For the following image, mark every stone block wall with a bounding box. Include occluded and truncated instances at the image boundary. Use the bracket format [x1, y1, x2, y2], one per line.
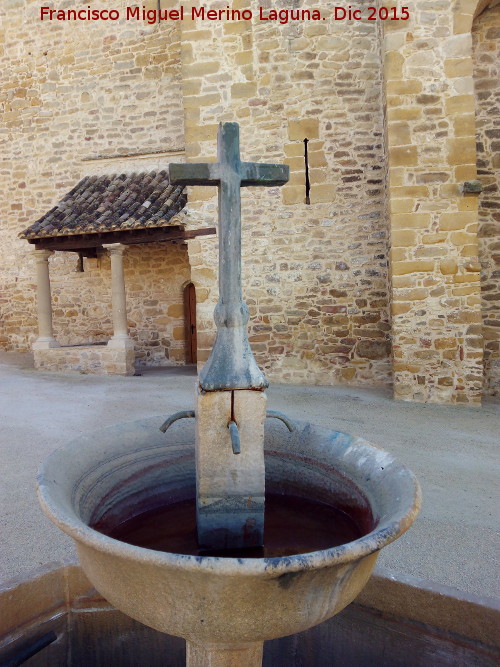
[383, 0, 487, 404]
[181, 0, 392, 387]
[473, 5, 500, 396]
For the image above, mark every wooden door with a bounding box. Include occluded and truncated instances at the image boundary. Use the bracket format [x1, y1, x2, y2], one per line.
[184, 283, 197, 364]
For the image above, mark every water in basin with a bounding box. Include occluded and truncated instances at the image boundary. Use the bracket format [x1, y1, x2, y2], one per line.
[95, 493, 366, 558]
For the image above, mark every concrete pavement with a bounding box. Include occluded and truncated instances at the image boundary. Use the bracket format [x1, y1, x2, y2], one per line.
[0, 351, 498, 600]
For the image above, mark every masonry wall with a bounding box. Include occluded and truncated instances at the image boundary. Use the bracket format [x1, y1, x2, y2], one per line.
[0, 0, 186, 363]
[182, 0, 392, 387]
[46, 242, 191, 365]
[473, 5, 500, 396]
[382, 0, 487, 404]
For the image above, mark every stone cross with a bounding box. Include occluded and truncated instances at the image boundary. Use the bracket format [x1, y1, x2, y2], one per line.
[169, 123, 289, 550]
[169, 122, 289, 392]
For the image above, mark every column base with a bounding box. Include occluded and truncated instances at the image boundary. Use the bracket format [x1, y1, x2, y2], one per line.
[32, 338, 60, 350]
[186, 640, 264, 667]
[106, 336, 134, 350]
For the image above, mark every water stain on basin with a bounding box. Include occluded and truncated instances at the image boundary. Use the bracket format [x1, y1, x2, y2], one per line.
[94, 494, 365, 559]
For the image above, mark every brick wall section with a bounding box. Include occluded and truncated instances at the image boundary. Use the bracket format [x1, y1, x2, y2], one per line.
[384, 0, 484, 403]
[0, 0, 187, 364]
[181, 0, 392, 387]
[473, 5, 500, 396]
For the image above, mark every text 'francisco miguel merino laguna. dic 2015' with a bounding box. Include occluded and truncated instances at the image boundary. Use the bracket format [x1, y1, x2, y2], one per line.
[39, 5, 411, 24]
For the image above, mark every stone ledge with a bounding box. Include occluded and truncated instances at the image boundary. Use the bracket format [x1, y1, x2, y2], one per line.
[33, 343, 135, 376]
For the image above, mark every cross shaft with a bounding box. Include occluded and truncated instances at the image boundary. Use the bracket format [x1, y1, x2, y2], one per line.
[170, 122, 289, 391]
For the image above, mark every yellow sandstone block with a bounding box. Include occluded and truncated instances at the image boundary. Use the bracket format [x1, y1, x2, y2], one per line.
[184, 61, 220, 77]
[391, 248, 407, 262]
[282, 186, 306, 205]
[386, 80, 422, 95]
[288, 118, 319, 141]
[391, 302, 412, 315]
[310, 184, 336, 204]
[390, 186, 429, 198]
[308, 151, 327, 168]
[454, 13, 473, 35]
[284, 143, 304, 157]
[392, 260, 435, 275]
[235, 51, 253, 66]
[440, 211, 476, 231]
[455, 165, 477, 181]
[390, 199, 416, 214]
[444, 58, 473, 78]
[445, 95, 475, 115]
[389, 145, 418, 166]
[392, 213, 431, 229]
[453, 114, 476, 137]
[440, 259, 458, 275]
[384, 52, 404, 79]
[224, 21, 251, 34]
[447, 138, 476, 165]
[167, 304, 184, 318]
[231, 82, 257, 98]
[387, 107, 422, 121]
[388, 122, 411, 146]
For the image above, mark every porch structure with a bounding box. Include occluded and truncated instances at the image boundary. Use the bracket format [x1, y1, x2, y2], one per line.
[19, 171, 215, 375]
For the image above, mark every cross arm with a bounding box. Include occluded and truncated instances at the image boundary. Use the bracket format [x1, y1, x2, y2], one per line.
[240, 162, 289, 187]
[169, 162, 220, 186]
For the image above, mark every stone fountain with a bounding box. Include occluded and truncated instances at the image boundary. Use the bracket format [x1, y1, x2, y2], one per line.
[37, 123, 421, 667]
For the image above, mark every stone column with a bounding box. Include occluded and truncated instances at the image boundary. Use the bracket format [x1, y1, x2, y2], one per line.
[186, 640, 264, 667]
[103, 243, 133, 349]
[32, 249, 59, 349]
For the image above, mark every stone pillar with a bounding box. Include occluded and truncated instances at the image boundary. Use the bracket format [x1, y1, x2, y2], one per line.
[32, 249, 59, 349]
[103, 244, 133, 349]
[186, 640, 264, 667]
[382, 6, 483, 405]
[195, 389, 266, 551]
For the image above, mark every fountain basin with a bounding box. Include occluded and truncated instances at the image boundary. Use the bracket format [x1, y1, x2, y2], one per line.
[37, 416, 420, 647]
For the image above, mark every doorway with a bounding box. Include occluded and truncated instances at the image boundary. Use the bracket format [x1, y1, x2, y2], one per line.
[184, 282, 197, 364]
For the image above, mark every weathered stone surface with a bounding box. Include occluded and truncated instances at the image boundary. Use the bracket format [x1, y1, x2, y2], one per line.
[0, 0, 498, 405]
[195, 389, 266, 550]
[356, 339, 391, 360]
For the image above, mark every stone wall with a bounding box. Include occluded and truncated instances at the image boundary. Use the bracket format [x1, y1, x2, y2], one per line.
[0, 0, 186, 364]
[182, 0, 392, 388]
[383, 0, 485, 404]
[1, 0, 498, 401]
[473, 5, 500, 396]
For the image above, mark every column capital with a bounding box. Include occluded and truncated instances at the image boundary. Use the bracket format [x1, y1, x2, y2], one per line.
[103, 243, 127, 256]
[33, 249, 54, 262]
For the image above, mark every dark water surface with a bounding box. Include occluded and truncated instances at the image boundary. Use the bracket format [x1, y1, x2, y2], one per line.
[100, 494, 364, 558]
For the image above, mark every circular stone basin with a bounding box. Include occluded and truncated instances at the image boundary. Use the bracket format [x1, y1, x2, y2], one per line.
[37, 417, 420, 646]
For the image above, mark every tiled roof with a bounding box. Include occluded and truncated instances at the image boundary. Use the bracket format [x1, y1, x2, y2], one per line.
[19, 171, 187, 239]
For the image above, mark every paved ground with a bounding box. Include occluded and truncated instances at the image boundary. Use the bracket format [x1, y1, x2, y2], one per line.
[0, 351, 498, 600]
